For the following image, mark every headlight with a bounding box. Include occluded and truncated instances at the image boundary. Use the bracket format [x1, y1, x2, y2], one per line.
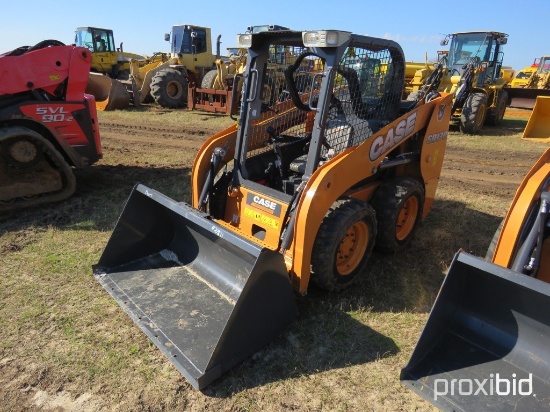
[302, 30, 351, 47]
[237, 34, 252, 48]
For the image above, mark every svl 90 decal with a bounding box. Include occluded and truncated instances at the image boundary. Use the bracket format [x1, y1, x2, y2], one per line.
[36, 107, 73, 123]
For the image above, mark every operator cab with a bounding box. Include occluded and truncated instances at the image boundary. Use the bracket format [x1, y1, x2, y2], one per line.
[75, 27, 116, 53]
[219, 30, 405, 199]
[442, 31, 507, 85]
[166, 25, 208, 55]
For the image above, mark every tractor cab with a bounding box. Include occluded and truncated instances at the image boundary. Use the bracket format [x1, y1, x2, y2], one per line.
[442, 31, 507, 86]
[75, 27, 117, 53]
[164, 24, 216, 70]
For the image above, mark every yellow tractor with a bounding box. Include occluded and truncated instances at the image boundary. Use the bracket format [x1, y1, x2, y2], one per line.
[74, 27, 147, 79]
[510, 65, 537, 88]
[75, 27, 147, 111]
[506, 55, 550, 110]
[124, 24, 221, 109]
[93, 28, 453, 390]
[406, 32, 510, 134]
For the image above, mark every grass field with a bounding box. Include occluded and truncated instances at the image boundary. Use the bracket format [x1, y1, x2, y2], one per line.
[0, 107, 546, 411]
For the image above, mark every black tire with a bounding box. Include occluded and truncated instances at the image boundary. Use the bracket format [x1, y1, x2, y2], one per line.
[115, 69, 130, 81]
[310, 198, 377, 291]
[371, 178, 425, 253]
[485, 90, 508, 126]
[150, 69, 188, 108]
[485, 220, 504, 261]
[460, 92, 488, 134]
[26, 39, 65, 53]
[201, 69, 218, 89]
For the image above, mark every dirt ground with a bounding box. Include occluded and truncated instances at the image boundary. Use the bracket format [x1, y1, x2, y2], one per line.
[95, 108, 538, 200]
[0, 106, 546, 411]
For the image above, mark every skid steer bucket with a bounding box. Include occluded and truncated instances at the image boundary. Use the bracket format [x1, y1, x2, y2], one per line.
[93, 184, 297, 390]
[401, 251, 550, 411]
[522, 95, 550, 142]
[86, 72, 131, 111]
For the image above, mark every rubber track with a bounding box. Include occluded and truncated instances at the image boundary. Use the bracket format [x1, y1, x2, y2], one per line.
[0, 135, 76, 212]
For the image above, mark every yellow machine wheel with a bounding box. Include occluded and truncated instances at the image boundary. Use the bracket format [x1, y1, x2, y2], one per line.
[201, 69, 218, 89]
[150, 69, 188, 109]
[311, 198, 377, 291]
[371, 178, 424, 253]
[460, 92, 487, 134]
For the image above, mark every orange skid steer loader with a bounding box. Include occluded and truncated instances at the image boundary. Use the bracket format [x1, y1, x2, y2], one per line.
[401, 147, 550, 411]
[93, 29, 453, 389]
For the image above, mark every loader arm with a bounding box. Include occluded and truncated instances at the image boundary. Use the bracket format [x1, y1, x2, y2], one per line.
[493, 148, 550, 272]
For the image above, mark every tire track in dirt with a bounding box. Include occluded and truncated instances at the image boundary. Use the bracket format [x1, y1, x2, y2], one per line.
[99, 121, 222, 149]
[440, 144, 543, 198]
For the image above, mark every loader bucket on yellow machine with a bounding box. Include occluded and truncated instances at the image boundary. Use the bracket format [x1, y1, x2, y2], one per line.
[93, 184, 297, 390]
[401, 251, 550, 411]
[505, 86, 550, 110]
[86, 72, 131, 111]
[522, 95, 550, 142]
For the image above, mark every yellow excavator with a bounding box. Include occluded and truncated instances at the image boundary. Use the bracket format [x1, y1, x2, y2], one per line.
[401, 147, 550, 410]
[93, 28, 453, 390]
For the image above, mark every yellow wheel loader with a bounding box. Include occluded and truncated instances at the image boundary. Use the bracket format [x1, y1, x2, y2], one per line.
[407, 32, 509, 134]
[401, 147, 550, 411]
[74, 27, 147, 79]
[75, 27, 146, 111]
[124, 24, 221, 109]
[93, 29, 453, 390]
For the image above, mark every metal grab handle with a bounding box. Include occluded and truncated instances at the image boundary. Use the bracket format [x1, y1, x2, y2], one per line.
[246, 69, 259, 102]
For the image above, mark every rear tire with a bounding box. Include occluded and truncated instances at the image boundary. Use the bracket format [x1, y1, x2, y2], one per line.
[201, 69, 218, 89]
[150, 69, 188, 108]
[371, 177, 424, 253]
[485, 90, 508, 126]
[310, 198, 377, 291]
[460, 92, 487, 134]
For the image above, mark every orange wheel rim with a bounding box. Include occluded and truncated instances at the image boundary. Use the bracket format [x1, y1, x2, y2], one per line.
[336, 221, 369, 276]
[396, 197, 419, 241]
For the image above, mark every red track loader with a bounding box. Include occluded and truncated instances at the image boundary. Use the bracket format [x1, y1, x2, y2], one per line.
[0, 40, 102, 212]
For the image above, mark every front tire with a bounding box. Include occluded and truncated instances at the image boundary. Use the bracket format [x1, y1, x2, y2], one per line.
[460, 92, 487, 134]
[150, 69, 188, 108]
[310, 198, 377, 291]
